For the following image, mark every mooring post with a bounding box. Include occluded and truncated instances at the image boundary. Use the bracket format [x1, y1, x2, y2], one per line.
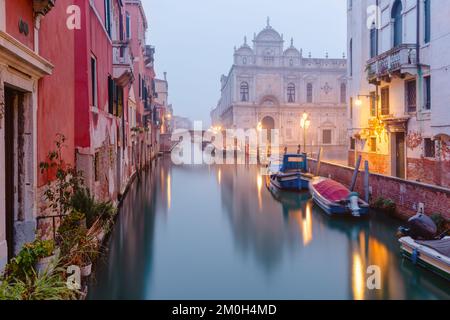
[315, 147, 323, 177]
[350, 155, 362, 192]
[364, 160, 370, 203]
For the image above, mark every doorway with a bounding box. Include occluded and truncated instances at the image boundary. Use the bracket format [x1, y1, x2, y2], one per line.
[395, 132, 405, 179]
[261, 116, 275, 144]
[4, 87, 16, 260]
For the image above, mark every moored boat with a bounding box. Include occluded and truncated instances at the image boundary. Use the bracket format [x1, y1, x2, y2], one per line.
[267, 153, 313, 191]
[309, 176, 369, 217]
[397, 213, 450, 280]
[399, 236, 450, 281]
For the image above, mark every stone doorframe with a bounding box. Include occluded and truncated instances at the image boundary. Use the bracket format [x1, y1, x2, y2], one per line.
[0, 30, 53, 270]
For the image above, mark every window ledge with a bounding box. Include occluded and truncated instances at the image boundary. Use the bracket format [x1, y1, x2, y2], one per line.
[91, 106, 99, 113]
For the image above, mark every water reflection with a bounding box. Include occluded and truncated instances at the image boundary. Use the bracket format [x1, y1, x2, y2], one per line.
[89, 158, 450, 300]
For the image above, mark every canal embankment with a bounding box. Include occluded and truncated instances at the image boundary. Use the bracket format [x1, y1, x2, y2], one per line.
[308, 158, 450, 222]
[88, 159, 450, 300]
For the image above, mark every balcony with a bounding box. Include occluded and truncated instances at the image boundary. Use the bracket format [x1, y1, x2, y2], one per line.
[113, 41, 133, 86]
[367, 44, 418, 84]
[144, 45, 155, 66]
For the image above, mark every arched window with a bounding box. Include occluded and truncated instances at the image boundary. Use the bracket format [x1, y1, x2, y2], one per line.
[287, 83, 296, 103]
[240, 82, 249, 102]
[306, 83, 313, 103]
[340, 83, 347, 104]
[392, 0, 403, 47]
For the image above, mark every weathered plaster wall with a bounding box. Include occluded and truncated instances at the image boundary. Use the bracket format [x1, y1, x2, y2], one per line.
[5, 0, 34, 50]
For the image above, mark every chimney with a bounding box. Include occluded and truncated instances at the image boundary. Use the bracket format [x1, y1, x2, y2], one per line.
[163, 72, 167, 81]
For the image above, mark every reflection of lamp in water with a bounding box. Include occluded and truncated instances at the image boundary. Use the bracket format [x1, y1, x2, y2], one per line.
[217, 169, 222, 185]
[302, 203, 313, 246]
[257, 174, 263, 211]
[352, 230, 367, 300]
[352, 252, 364, 300]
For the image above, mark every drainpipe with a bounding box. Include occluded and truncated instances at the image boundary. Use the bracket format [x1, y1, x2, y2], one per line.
[416, 0, 423, 119]
[414, 0, 424, 181]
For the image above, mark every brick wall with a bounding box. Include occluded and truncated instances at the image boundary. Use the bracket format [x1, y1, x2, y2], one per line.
[308, 159, 450, 221]
[407, 158, 450, 189]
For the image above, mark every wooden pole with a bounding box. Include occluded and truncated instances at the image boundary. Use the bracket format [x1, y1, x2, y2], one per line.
[364, 160, 370, 202]
[350, 155, 362, 192]
[315, 147, 323, 177]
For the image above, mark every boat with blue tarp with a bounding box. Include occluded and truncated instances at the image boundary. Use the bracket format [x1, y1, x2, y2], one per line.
[267, 153, 313, 191]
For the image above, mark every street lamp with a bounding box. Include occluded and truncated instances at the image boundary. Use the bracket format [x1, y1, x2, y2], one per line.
[300, 112, 311, 155]
[257, 122, 262, 132]
[355, 94, 373, 107]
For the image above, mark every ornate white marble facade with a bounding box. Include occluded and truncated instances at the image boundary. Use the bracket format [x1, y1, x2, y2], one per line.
[211, 19, 348, 152]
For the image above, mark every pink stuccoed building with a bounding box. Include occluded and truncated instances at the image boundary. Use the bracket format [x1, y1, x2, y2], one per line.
[0, 0, 158, 271]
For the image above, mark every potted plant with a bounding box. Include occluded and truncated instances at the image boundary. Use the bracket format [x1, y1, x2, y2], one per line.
[33, 239, 57, 275]
[68, 234, 98, 278]
[372, 196, 396, 215]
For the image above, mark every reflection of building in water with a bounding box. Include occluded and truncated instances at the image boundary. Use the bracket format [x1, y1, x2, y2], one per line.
[211, 19, 347, 154]
[219, 165, 295, 272]
[91, 163, 159, 299]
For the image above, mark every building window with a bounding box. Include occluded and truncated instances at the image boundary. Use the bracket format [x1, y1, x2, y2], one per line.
[370, 137, 377, 153]
[286, 128, 293, 140]
[350, 97, 353, 119]
[392, 0, 403, 47]
[349, 39, 353, 76]
[405, 79, 417, 112]
[126, 12, 131, 39]
[91, 56, 98, 108]
[240, 82, 249, 102]
[350, 138, 356, 151]
[94, 152, 100, 182]
[264, 56, 274, 65]
[104, 0, 112, 37]
[138, 74, 142, 98]
[424, 76, 431, 110]
[322, 130, 332, 145]
[370, 25, 378, 58]
[108, 76, 114, 114]
[424, 138, 435, 158]
[381, 87, 390, 115]
[287, 83, 296, 103]
[340, 83, 347, 104]
[370, 91, 377, 117]
[424, 0, 431, 43]
[306, 83, 313, 103]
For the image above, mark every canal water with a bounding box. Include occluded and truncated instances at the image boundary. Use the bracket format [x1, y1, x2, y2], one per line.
[89, 157, 450, 300]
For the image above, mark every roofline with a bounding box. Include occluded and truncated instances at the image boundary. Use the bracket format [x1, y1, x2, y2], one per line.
[124, 0, 148, 29]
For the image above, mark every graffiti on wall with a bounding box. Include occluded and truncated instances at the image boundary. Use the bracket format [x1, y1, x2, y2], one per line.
[406, 131, 423, 150]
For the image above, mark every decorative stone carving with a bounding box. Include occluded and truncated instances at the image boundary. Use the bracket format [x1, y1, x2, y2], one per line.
[33, 0, 56, 17]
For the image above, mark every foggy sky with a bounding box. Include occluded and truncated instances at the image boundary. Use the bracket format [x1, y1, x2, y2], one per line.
[143, 0, 347, 126]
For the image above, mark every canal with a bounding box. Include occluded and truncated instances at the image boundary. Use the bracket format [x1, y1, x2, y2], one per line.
[89, 157, 450, 300]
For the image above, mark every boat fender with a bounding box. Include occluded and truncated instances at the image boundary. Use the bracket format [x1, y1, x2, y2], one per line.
[411, 248, 420, 265]
[348, 192, 361, 217]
